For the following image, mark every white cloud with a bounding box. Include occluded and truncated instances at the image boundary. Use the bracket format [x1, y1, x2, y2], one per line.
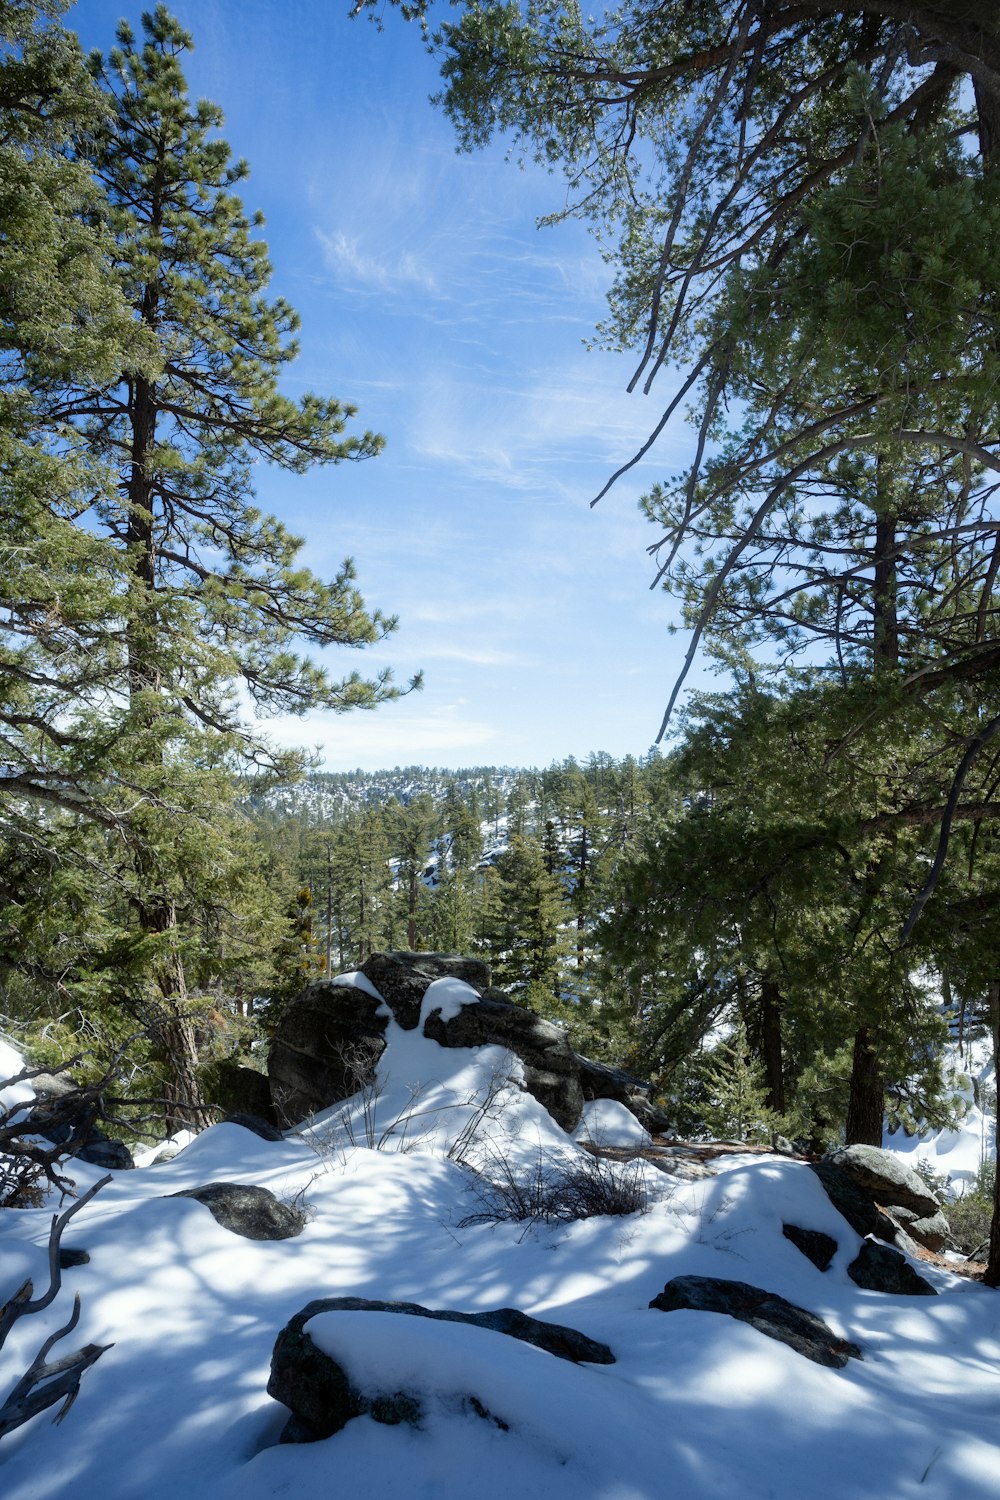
[315, 228, 438, 294]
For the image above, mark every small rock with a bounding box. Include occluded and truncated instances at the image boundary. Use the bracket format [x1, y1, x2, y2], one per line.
[782, 1223, 838, 1272]
[168, 1182, 306, 1240]
[649, 1275, 862, 1368]
[885, 1204, 951, 1253]
[79, 1137, 134, 1170]
[847, 1239, 937, 1296]
[223, 1112, 284, 1142]
[58, 1247, 90, 1268]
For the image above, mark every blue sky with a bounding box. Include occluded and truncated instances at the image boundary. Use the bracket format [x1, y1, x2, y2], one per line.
[68, 0, 700, 772]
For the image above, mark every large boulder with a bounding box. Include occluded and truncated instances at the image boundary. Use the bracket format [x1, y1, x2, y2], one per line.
[268, 1296, 615, 1443]
[267, 981, 388, 1128]
[649, 1275, 862, 1368]
[168, 1182, 307, 1240]
[359, 951, 491, 1031]
[422, 991, 584, 1131]
[826, 1145, 940, 1218]
[884, 1204, 951, 1254]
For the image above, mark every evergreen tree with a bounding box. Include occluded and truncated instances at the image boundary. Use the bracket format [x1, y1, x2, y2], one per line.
[22, 8, 413, 1123]
[483, 834, 571, 1014]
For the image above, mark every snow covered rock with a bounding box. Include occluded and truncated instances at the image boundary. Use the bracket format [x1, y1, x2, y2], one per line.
[649, 1275, 863, 1368]
[846, 1241, 937, 1296]
[268, 1297, 615, 1443]
[167, 1182, 306, 1240]
[360, 951, 491, 1031]
[572, 1054, 672, 1135]
[827, 1145, 941, 1218]
[422, 992, 584, 1130]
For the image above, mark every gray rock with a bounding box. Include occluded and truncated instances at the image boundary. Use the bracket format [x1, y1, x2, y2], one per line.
[782, 1223, 838, 1272]
[169, 1182, 306, 1240]
[78, 1136, 134, 1170]
[423, 993, 584, 1131]
[826, 1145, 940, 1218]
[200, 1059, 277, 1125]
[847, 1239, 937, 1295]
[883, 1204, 951, 1253]
[269, 1296, 614, 1443]
[267, 981, 388, 1128]
[223, 1111, 284, 1142]
[809, 1160, 897, 1242]
[649, 1275, 862, 1367]
[646, 1151, 716, 1183]
[360, 951, 491, 1031]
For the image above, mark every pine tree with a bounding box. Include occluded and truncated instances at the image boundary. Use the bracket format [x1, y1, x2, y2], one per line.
[27, 8, 413, 1124]
[484, 834, 571, 1013]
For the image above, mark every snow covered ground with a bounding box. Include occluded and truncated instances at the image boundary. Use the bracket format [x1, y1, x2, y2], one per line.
[2, 986, 1000, 1500]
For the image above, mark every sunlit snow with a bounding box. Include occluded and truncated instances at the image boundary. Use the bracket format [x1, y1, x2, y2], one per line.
[2, 1004, 1000, 1500]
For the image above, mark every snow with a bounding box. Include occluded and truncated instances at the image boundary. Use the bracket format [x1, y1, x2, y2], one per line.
[3, 998, 1000, 1500]
[882, 1034, 996, 1194]
[0, 1038, 34, 1110]
[573, 1096, 651, 1148]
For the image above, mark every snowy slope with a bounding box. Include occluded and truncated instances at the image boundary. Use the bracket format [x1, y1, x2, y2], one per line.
[2, 991, 1000, 1500]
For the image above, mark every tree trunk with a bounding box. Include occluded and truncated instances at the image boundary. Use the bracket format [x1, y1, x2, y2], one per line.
[760, 976, 786, 1115]
[984, 981, 1000, 1286]
[846, 1024, 884, 1145]
[143, 896, 211, 1135]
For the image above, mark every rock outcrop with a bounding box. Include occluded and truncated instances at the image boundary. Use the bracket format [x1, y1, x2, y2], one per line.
[649, 1275, 862, 1367]
[266, 951, 670, 1136]
[822, 1145, 950, 1253]
[422, 991, 585, 1132]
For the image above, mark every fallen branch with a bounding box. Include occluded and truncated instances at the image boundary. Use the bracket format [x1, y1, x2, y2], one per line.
[0, 1174, 113, 1441]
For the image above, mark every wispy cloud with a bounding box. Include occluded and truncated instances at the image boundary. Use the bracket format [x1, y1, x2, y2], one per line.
[315, 228, 438, 294]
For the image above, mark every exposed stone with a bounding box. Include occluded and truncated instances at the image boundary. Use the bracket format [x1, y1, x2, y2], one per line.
[782, 1223, 838, 1272]
[169, 1182, 306, 1240]
[646, 1150, 716, 1183]
[809, 1161, 897, 1243]
[649, 1275, 862, 1368]
[267, 981, 388, 1128]
[268, 1296, 614, 1443]
[222, 1111, 284, 1142]
[885, 1204, 952, 1253]
[58, 1247, 90, 1268]
[423, 994, 584, 1131]
[847, 1239, 937, 1296]
[826, 1145, 940, 1218]
[200, 1059, 277, 1126]
[360, 951, 491, 1031]
[78, 1135, 134, 1171]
